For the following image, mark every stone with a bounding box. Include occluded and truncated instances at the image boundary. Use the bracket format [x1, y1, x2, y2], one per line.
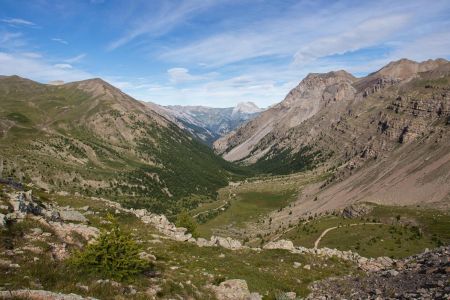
[293, 262, 302, 268]
[210, 279, 251, 300]
[58, 210, 88, 223]
[0, 213, 5, 227]
[284, 292, 297, 300]
[342, 203, 374, 218]
[30, 227, 43, 236]
[248, 292, 263, 300]
[76, 283, 89, 292]
[263, 240, 294, 251]
[388, 270, 399, 277]
[139, 251, 156, 261]
[303, 264, 311, 270]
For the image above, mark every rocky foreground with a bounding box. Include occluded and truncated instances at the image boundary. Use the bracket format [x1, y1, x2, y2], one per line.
[1, 187, 449, 299]
[307, 246, 450, 300]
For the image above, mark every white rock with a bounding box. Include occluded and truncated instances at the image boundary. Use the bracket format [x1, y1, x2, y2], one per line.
[210, 279, 251, 300]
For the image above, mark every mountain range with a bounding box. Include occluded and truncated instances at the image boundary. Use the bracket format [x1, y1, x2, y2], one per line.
[144, 101, 263, 145]
[214, 58, 450, 209]
[0, 76, 247, 214]
[1, 58, 449, 214]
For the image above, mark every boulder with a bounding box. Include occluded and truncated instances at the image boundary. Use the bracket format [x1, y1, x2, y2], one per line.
[342, 203, 374, 219]
[0, 213, 6, 227]
[211, 236, 242, 250]
[210, 279, 251, 300]
[58, 210, 88, 223]
[263, 240, 295, 251]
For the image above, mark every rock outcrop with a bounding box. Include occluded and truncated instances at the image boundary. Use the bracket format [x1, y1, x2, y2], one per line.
[307, 246, 450, 299]
[209, 279, 262, 300]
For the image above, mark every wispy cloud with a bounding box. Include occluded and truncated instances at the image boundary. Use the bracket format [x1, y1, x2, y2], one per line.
[160, 0, 448, 68]
[52, 38, 69, 45]
[0, 31, 26, 49]
[53, 63, 73, 69]
[64, 53, 86, 63]
[107, 0, 222, 50]
[293, 14, 410, 65]
[1, 18, 35, 26]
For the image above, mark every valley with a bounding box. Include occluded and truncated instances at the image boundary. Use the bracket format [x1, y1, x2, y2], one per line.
[1, 58, 449, 299]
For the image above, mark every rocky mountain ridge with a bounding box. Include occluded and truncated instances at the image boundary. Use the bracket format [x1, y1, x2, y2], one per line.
[213, 58, 450, 209]
[146, 102, 263, 145]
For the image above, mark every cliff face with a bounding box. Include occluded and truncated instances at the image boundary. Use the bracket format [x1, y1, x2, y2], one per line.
[213, 59, 450, 207]
[214, 59, 449, 167]
[214, 70, 357, 163]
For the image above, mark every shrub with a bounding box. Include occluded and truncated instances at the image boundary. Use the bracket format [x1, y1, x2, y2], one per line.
[70, 215, 150, 281]
[175, 211, 198, 238]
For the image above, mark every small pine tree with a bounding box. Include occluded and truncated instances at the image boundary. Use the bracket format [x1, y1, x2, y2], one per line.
[70, 215, 150, 281]
[175, 211, 198, 238]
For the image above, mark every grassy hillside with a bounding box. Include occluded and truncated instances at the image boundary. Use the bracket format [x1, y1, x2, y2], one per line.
[0, 76, 250, 214]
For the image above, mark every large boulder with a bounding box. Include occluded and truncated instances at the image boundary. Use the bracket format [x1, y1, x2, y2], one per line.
[58, 210, 88, 223]
[342, 203, 373, 219]
[211, 236, 243, 250]
[263, 240, 295, 251]
[210, 279, 255, 300]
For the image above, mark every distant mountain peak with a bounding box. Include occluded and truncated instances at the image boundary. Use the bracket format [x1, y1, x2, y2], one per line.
[233, 101, 262, 115]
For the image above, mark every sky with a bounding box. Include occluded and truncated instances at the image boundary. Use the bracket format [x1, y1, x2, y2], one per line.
[0, 0, 449, 108]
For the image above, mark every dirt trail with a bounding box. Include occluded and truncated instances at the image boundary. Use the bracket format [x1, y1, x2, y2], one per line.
[314, 223, 382, 249]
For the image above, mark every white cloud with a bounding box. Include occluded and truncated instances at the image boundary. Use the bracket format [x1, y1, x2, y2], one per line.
[64, 53, 86, 63]
[167, 67, 197, 84]
[52, 38, 69, 45]
[0, 31, 25, 49]
[54, 63, 73, 69]
[1, 18, 35, 26]
[293, 14, 410, 65]
[0, 52, 92, 82]
[160, 0, 449, 69]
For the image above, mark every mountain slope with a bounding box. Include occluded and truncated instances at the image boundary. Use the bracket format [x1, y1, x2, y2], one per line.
[213, 58, 450, 207]
[0, 76, 247, 214]
[149, 102, 263, 145]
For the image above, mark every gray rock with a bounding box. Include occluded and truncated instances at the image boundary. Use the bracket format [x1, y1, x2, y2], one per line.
[0, 213, 6, 227]
[58, 210, 88, 223]
[210, 279, 251, 300]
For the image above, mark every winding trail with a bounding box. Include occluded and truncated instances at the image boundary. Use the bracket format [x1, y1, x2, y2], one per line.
[313, 222, 383, 249]
[193, 201, 229, 218]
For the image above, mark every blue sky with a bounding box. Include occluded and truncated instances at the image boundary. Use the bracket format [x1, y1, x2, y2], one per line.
[1, 0, 449, 107]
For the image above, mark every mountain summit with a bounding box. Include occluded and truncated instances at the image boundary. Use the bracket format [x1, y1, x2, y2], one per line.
[232, 102, 262, 115]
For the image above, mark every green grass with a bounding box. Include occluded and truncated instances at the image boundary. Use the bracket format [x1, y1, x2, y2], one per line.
[198, 190, 296, 237]
[0, 187, 359, 299]
[281, 216, 359, 248]
[320, 223, 434, 258]
[280, 204, 450, 258]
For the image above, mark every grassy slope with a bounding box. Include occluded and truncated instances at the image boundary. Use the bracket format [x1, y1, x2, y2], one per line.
[197, 190, 296, 237]
[0, 76, 250, 214]
[281, 204, 450, 258]
[0, 184, 357, 299]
